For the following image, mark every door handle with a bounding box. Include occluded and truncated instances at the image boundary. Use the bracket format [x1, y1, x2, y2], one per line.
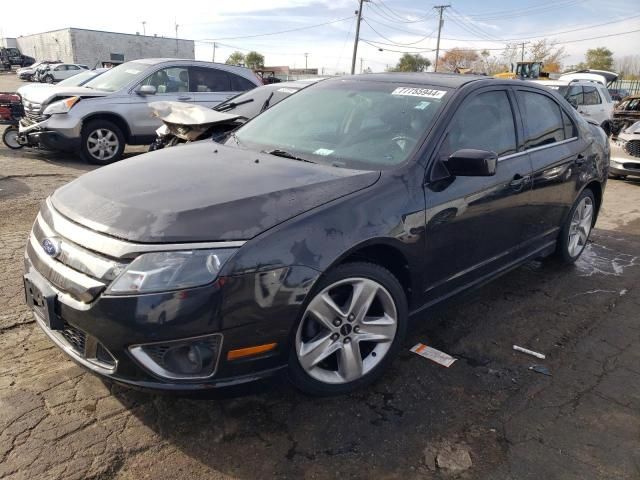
[177, 96, 192, 101]
[509, 174, 529, 190]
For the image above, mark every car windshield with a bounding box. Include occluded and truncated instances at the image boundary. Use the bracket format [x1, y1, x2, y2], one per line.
[216, 84, 301, 118]
[231, 80, 449, 170]
[57, 70, 100, 86]
[82, 62, 148, 92]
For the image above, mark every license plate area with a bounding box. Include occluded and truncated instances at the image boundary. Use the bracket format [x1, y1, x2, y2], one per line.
[24, 275, 63, 330]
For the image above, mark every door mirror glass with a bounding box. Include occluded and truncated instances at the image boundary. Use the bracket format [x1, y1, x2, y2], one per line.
[138, 85, 157, 95]
[446, 149, 497, 177]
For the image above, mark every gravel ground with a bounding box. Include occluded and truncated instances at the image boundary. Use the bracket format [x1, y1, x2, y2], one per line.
[1, 72, 639, 479]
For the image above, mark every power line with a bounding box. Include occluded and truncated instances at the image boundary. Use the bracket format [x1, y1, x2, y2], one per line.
[362, 18, 436, 46]
[201, 16, 353, 41]
[368, 2, 435, 24]
[463, 0, 585, 21]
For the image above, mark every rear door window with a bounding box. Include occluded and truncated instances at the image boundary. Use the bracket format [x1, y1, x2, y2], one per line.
[440, 90, 517, 158]
[583, 86, 601, 105]
[230, 74, 257, 92]
[518, 91, 565, 149]
[189, 67, 232, 92]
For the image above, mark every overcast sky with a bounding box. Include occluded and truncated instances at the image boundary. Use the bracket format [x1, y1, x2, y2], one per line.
[1, 0, 638, 73]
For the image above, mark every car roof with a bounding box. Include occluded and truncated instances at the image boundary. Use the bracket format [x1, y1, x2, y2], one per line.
[339, 72, 489, 89]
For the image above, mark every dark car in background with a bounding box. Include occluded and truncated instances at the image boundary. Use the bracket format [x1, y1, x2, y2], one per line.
[23, 74, 609, 396]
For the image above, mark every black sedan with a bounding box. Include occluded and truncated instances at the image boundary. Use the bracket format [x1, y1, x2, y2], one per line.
[24, 73, 609, 395]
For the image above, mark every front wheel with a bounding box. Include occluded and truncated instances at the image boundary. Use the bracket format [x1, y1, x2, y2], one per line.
[2, 126, 23, 149]
[80, 120, 125, 164]
[555, 189, 596, 264]
[288, 262, 407, 396]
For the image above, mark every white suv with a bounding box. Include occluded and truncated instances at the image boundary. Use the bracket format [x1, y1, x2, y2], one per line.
[534, 79, 614, 135]
[41, 63, 89, 83]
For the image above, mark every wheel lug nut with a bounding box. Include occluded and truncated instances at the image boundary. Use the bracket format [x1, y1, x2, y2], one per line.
[331, 333, 339, 341]
[343, 337, 351, 344]
[348, 314, 355, 321]
[354, 326, 360, 333]
[333, 319, 342, 327]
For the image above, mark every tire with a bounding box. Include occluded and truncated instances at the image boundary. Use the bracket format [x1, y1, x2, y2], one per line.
[555, 189, 596, 264]
[80, 120, 125, 164]
[2, 126, 23, 149]
[288, 262, 408, 396]
[44, 75, 54, 84]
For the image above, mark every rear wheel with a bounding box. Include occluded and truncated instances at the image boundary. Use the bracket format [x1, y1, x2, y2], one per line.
[288, 262, 407, 396]
[555, 189, 596, 264]
[80, 120, 125, 164]
[44, 74, 54, 84]
[2, 126, 23, 149]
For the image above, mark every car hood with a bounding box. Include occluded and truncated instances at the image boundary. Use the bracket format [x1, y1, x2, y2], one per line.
[149, 101, 242, 126]
[51, 142, 380, 243]
[18, 85, 109, 105]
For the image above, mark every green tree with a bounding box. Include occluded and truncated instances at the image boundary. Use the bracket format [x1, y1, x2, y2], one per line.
[391, 53, 431, 72]
[585, 47, 614, 71]
[244, 51, 265, 70]
[225, 51, 245, 66]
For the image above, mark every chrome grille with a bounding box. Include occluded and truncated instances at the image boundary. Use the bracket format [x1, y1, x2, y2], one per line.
[59, 323, 87, 354]
[624, 140, 640, 158]
[22, 99, 49, 123]
[27, 200, 130, 304]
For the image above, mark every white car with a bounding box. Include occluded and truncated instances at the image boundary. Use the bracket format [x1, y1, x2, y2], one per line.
[40, 63, 89, 84]
[534, 74, 615, 135]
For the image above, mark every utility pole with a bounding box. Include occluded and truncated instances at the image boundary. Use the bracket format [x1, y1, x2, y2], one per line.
[174, 21, 179, 55]
[304, 53, 309, 70]
[433, 4, 450, 73]
[520, 41, 529, 62]
[351, 0, 368, 75]
[141, 21, 146, 36]
[212, 42, 216, 62]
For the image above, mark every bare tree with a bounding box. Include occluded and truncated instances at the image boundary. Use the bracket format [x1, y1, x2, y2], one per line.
[437, 48, 479, 73]
[615, 55, 640, 78]
[528, 39, 567, 72]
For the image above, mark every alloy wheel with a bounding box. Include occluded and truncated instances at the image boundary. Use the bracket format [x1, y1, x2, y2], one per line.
[87, 128, 119, 161]
[568, 196, 593, 257]
[295, 277, 398, 384]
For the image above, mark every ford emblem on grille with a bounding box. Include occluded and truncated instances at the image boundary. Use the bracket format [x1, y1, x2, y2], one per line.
[41, 238, 62, 258]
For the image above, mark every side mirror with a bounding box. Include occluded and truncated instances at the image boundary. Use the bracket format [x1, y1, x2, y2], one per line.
[446, 149, 497, 177]
[138, 85, 157, 96]
[568, 98, 578, 110]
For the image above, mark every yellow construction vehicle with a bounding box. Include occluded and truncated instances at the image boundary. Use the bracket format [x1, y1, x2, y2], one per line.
[494, 61, 549, 80]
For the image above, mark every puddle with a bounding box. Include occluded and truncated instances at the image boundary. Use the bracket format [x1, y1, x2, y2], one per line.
[575, 243, 639, 277]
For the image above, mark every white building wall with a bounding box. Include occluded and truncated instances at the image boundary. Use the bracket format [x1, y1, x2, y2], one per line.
[16, 28, 194, 66]
[1, 38, 18, 48]
[16, 29, 74, 62]
[70, 29, 194, 67]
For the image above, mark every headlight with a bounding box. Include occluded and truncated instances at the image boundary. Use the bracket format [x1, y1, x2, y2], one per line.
[155, 124, 169, 136]
[43, 96, 80, 115]
[106, 249, 236, 295]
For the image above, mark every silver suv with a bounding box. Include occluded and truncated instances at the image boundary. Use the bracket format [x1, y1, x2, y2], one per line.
[18, 58, 261, 163]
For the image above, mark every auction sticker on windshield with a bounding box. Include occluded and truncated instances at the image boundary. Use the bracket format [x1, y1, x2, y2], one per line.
[392, 87, 446, 99]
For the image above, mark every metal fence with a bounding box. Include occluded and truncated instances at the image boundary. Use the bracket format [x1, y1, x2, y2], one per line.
[609, 79, 640, 96]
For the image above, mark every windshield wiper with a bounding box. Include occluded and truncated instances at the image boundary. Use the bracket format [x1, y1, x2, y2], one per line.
[216, 98, 254, 112]
[264, 149, 315, 163]
[260, 92, 274, 113]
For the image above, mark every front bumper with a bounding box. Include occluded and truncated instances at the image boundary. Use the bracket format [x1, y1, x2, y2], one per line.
[24, 255, 319, 390]
[609, 138, 640, 177]
[18, 114, 82, 151]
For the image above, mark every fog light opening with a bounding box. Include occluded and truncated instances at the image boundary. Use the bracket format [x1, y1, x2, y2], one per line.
[129, 334, 222, 380]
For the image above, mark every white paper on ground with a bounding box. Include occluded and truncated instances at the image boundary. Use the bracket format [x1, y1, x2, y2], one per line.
[410, 343, 457, 367]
